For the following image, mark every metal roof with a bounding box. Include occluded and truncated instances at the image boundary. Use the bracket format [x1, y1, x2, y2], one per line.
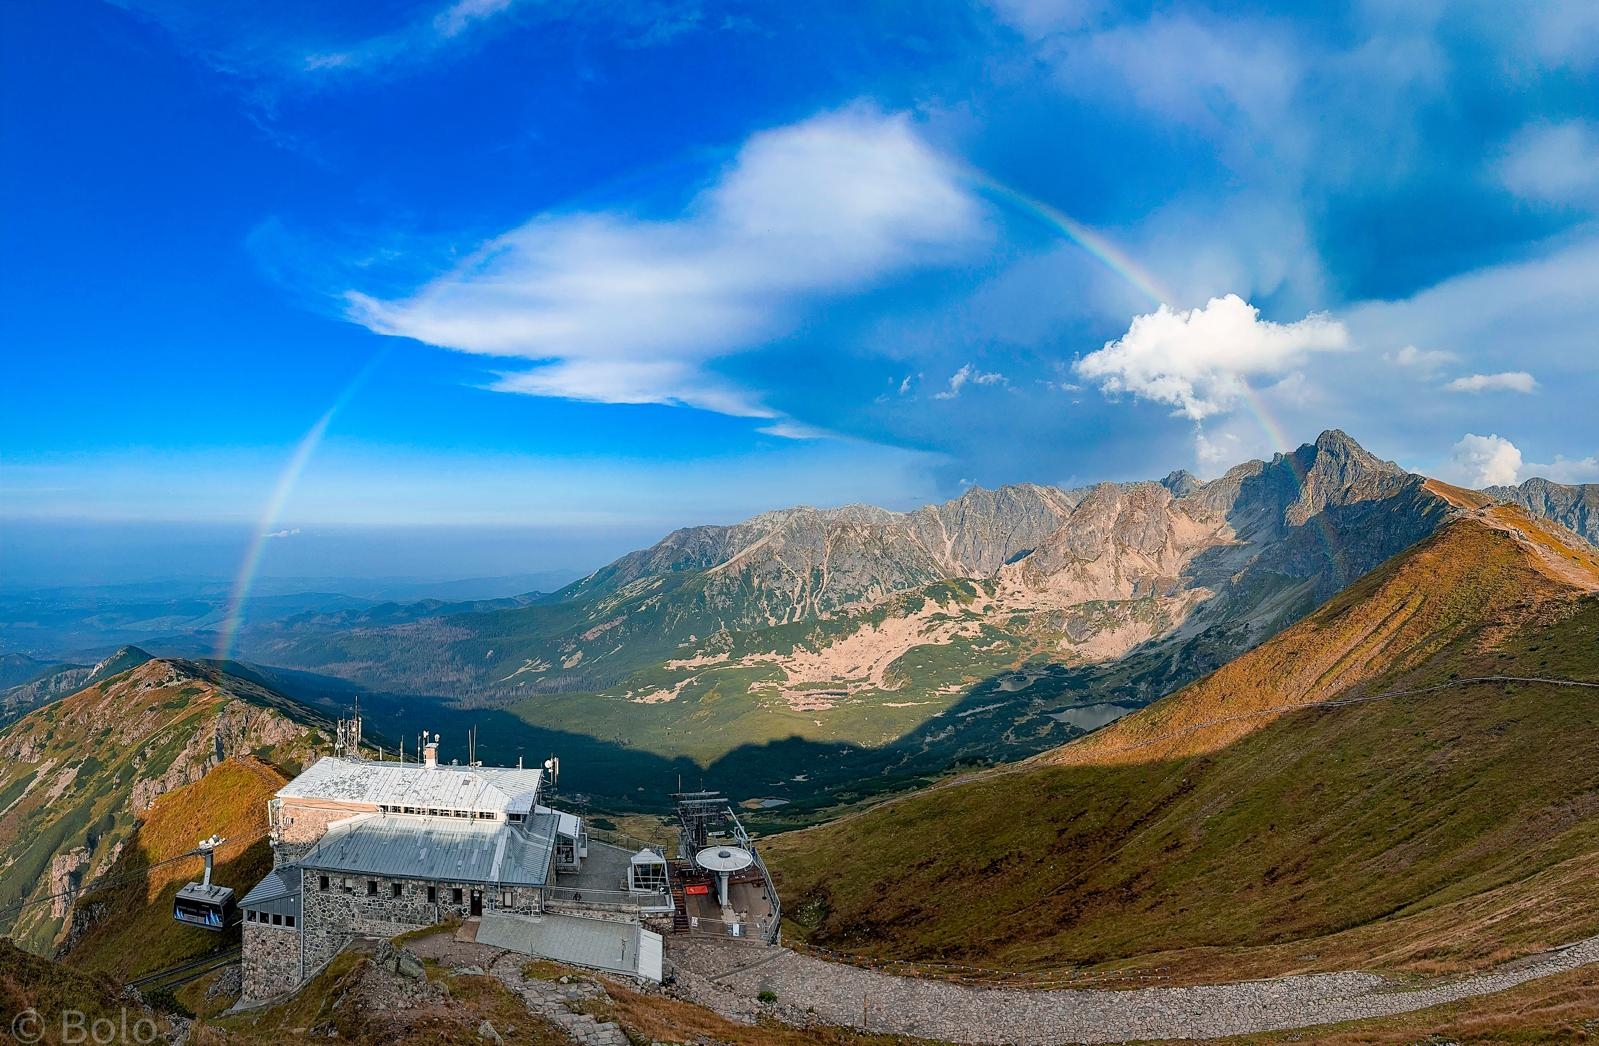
[240, 866, 300, 906]
[276, 757, 545, 815]
[297, 811, 557, 887]
[536, 805, 583, 840]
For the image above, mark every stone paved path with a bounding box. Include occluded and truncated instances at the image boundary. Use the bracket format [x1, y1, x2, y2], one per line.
[666, 933, 1599, 1044]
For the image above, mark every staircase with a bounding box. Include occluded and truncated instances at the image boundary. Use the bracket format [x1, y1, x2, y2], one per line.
[669, 881, 690, 933]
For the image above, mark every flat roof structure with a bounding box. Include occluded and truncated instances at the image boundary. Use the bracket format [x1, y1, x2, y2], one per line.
[277, 757, 544, 818]
[298, 811, 558, 887]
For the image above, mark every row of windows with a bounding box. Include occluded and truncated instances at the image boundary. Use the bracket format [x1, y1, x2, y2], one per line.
[245, 909, 295, 927]
[377, 804, 502, 820]
[316, 873, 463, 905]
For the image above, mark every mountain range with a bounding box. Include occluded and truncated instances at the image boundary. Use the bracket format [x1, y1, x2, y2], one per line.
[768, 495, 1599, 985]
[218, 431, 1461, 800]
[6, 431, 1595, 811]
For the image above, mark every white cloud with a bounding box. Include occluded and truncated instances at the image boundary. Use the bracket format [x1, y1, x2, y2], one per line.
[755, 420, 834, 440]
[264, 528, 302, 539]
[1388, 344, 1458, 370]
[932, 363, 1007, 400]
[350, 107, 985, 417]
[1444, 371, 1539, 394]
[1074, 294, 1349, 421]
[1449, 433, 1524, 487]
[1497, 120, 1599, 207]
[1522, 455, 1599, 484]
[304, 0, 521, 71]
[1446, 434, 1599, 487]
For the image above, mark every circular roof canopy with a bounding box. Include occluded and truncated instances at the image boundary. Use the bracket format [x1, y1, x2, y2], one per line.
[696, 845, 754, 873]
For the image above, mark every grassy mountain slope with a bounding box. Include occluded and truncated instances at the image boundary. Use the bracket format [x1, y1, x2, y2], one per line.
[0, 939, 172, 1043]
[767, 509, 1599, 982]
[0, 658, 330, 953]
[62, 757, 286, 981]
[0, 646, 151, 727]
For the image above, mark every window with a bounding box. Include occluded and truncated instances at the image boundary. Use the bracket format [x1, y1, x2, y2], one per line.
[427, 885, 437, 903]
[367, 880, 378, 896]
[246, 910, 256, 922]
[319, 875, 329, 891]
[508, 813, 523, 823]
[285, 915, 296, 928]
[271, 913, 282, 926]
[391, 882, 402, 899]
[451, 888, 463, 904]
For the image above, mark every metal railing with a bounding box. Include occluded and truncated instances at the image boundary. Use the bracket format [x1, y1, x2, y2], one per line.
[583, 824, 669, 855]
[685, 912, 774, 941]
[543, 884, 673, 913]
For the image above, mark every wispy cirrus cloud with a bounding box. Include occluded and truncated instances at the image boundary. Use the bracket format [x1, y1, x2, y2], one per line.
[1444, 371, 1538, 394]
[931, 363, 1006, 400]
[349, 106, 988, 420]
[106, 0, 705, 86]
[1497, 120, 1599, 209]
[302, 0, 523, 74]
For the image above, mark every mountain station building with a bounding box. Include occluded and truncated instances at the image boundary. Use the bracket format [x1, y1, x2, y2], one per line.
[238, 734, 677, 1004]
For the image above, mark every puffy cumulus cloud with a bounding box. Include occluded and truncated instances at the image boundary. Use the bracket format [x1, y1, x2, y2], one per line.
[1498, 120, 1599, 207]
[932, 363, 1007, 400]
[1449, 433, 1523, 487]
[1444, 371, 1539, 394]
[1074, 294, 1348, 421]
[1446, 434, 1599, 487]
[350, 107, 986, 419]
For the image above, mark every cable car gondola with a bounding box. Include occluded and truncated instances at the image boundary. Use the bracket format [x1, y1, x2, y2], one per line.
[173, 835, 237, 931]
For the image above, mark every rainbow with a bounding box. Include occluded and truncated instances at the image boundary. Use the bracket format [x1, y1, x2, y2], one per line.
[970, 175, 1347, 574]
[212, 351, 389, 662]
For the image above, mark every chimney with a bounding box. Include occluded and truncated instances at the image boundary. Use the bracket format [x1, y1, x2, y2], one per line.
[423, 733, 439, 770]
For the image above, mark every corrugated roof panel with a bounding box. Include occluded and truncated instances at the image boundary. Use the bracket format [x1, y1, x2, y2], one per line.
[297, 813, 555, 887]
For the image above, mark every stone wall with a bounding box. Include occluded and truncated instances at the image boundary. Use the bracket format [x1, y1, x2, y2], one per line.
[246, 863, 550, 1001]
[273, 800, 377, 864]
[299, 868, 543, 960]
[240, 920, 303, 1004]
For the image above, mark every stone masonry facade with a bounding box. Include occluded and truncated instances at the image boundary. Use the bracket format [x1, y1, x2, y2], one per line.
[241, 921, 303, 1004]
[242, 863, 545, 1004]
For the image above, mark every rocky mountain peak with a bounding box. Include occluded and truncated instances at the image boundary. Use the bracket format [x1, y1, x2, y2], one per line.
[1160, 470, 1201, 497]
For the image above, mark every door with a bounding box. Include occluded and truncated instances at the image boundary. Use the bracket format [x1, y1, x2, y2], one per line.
[470, 890, 482, 917]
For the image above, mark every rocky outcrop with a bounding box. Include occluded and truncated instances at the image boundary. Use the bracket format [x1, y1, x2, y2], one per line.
[1489, 477, 1599, 546]
[48, 847, 91, 919]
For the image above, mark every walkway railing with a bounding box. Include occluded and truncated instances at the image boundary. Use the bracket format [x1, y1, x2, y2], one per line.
[584, 824, 669, 855]
[544, 884, 673, 913]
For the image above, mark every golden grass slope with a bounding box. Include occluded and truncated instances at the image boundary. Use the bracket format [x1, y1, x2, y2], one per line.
[766, 512, 1599, 982]
[1046, 506, 1599, 766]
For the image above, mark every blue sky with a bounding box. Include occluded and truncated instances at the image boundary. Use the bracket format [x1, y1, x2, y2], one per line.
[3, 0, 1597, 581]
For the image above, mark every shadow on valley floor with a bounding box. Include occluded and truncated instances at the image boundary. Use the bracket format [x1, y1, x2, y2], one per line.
[203, 651, 1205, 824]
[137, 477, 1456, 825]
